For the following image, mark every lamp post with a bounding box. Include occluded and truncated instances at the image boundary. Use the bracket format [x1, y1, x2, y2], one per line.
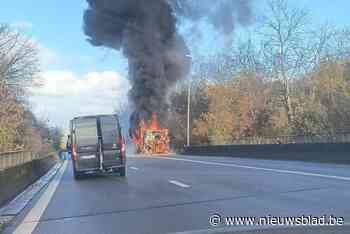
[187, 80, 191, 147]
[185, 54, 192, 147]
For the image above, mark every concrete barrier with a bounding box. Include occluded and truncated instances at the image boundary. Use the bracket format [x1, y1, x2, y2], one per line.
[0, 151, 34, 171]
[0, 155, 58, 207]
[183, 143, 350, 164]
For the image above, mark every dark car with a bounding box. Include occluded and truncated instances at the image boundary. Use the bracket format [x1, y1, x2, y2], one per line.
[68, 114, 126, 179]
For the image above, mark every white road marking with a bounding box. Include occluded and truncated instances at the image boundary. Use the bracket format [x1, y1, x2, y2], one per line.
[153, 157, 350, 182]
[130, 166, 139, 170]
[13, 160, 68, 234]
[169, 180, 191, 188]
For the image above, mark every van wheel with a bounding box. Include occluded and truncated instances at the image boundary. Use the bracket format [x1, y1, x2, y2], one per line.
[74, 170, 82, 180]
[74, 173, 82, 180]
[73, 164, 83, 180]
[120, 167, 126, 177]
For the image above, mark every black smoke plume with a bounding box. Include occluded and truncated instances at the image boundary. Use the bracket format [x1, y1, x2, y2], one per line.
[83, 0, 254, 134]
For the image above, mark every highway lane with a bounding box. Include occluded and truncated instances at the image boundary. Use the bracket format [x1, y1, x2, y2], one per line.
[4, 154, 350, 234]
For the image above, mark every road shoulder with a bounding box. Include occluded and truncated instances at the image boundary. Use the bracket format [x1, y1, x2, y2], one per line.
[1, 161, 67, 234]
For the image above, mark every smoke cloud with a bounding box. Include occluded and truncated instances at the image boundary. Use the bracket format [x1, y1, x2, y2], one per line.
[83, 0, 254, 133]
[170, 0, 253, 33]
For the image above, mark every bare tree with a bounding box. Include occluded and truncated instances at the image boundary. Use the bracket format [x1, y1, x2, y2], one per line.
[0, 83, 25, 151]
[333, 28, 350, 60]
[261, 0, 310, 124]
[309, 24, 335, 67]
[0, 24, 40, 95]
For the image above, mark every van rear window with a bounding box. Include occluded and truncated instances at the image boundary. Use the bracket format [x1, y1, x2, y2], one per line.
[100, 116, 119, 145]
[75, 118, 98, 146]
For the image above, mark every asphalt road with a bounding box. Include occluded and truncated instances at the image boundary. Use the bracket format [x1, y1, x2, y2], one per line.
[4, 154, 350, 234]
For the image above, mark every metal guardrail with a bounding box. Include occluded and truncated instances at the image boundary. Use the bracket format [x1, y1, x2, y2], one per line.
[0, 151, 43, 171]
[229, 132, 350, 145]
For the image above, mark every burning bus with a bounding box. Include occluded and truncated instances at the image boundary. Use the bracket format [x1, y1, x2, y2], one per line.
[132, 113, 170, 155]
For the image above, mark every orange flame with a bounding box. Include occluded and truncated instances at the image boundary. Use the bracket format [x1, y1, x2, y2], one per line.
[132, 112, 170, 155]
[149, 112, 160, 130]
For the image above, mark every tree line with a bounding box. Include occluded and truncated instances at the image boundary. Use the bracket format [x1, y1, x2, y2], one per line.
[168, 0, 350, 148]
[0, 24, 62, 153]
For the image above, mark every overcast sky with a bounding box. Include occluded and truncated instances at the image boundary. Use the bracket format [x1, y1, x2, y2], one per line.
[1, 0, 349, 129]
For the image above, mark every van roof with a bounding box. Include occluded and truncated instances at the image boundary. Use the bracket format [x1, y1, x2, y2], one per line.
[71, 114, 119, 121]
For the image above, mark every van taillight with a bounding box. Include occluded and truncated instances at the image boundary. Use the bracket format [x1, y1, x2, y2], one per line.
[72, 144, 77, 161]
[119, 137, 125, 162]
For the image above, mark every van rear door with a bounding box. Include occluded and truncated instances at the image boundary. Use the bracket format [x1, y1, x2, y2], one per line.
[74, 117, 99, 171]
[99, 115, 123, 168]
